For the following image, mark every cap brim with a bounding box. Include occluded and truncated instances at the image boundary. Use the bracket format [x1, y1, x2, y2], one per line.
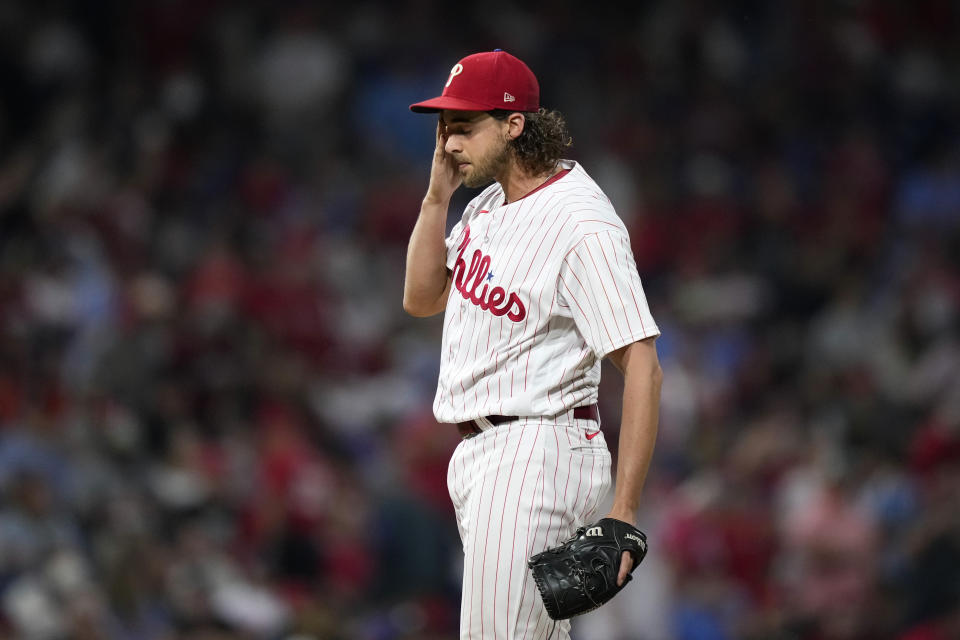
[409, 95, 496, 113]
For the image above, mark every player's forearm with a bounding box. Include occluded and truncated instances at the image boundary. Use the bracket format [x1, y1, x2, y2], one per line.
[608, 339, 662, 523]
[403, 196, 452, 316]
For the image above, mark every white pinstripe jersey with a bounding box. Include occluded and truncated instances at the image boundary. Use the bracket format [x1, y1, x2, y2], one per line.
[433, 159, 660, 423]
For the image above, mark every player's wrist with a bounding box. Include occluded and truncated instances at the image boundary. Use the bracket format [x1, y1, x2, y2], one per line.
[604, 508, 637, 526]
[422, 191, 453, 207]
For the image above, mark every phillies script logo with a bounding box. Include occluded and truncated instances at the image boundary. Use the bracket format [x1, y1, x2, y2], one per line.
[453, 226, 526, 322]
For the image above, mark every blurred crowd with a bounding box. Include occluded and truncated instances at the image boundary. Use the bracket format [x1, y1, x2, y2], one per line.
[0, 1, 958, 639]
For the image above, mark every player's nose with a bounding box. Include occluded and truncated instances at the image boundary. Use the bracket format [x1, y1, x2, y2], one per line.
[444, 135, 461, 155]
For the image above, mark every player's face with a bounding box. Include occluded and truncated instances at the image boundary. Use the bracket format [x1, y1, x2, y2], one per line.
[441, 110, 511, 188]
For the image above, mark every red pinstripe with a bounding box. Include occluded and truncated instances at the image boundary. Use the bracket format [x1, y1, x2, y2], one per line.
[563, 347, 590, 411]
[522, 215, 572, 391]
[580, 444, 599, 521]
[559, 430, 574, 532]
[498, 192, 562, 305]
[597, 453, 611, 517]
[561, 213, 620, 227]
[467, 439, 479, 513]
[569, 219, 623, 226]
[581, 239, 626, 339]
[550, 358, 568, 407]
[453, 303, 471, 416]
[560, 231, 602, 261]
[481, 193, 551, 404]
[490, 427, 524, 637]
[570, 249, 616, 346]
[449, 446, 460, 515]
[483, 300, 494, 406]
[558, 273, 599, 348]
[495, 190, 554, 291]
[568, 429, 587, 525]
[516, 211, 569, 343]
[468, 306, 480, 402]
[561, 263, 608, 347]
[499, 195, 560, 386]
[620, 234, 647, 333]
[591, 234, 635, 336]
[496, 350, 502, 406]
[504, 423, 541, 635]
[479, 429, 511, 640]
[467, 431, 495, 638]
[516, 425, 545, 637]
[517, 209, 566, 286]
[521, 426, 561, 635]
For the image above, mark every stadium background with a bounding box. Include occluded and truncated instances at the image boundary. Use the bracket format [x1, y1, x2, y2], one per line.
[0, 1, 958, 638]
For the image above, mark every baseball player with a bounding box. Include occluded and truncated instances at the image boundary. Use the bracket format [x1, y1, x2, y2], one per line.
[404, 50, 662, 639]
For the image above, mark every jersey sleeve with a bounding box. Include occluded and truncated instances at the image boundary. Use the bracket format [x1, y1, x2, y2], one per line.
[557, 228, 660, 358]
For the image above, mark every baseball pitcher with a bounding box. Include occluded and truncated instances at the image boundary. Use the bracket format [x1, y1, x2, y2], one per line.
[404, 49, 662, 639]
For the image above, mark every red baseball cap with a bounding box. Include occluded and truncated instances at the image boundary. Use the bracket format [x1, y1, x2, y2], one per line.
[410, 49, 540, 113]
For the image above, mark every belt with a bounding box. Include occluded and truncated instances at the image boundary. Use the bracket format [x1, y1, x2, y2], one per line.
[456, 404, 600, 439]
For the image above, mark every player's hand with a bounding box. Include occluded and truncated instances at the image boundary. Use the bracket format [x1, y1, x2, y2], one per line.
[425, 116, 461, 204]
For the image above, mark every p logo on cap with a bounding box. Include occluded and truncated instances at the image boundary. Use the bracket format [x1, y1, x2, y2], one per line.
[445, 63, 464, 88]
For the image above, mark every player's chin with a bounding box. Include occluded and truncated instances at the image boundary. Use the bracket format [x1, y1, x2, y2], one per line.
[462, 171, 492, 189]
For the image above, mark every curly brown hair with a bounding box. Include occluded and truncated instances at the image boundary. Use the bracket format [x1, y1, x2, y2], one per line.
[489, 108, 572, 177]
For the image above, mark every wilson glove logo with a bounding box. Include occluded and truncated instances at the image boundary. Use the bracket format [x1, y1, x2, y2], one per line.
[585, 526, 603, 537]
[625, 533, 647, 551]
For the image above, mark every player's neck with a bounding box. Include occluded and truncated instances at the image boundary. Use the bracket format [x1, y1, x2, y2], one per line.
[499, 162, 560, 204]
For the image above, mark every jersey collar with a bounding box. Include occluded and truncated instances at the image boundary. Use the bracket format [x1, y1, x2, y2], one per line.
[505, 161, 573, 204]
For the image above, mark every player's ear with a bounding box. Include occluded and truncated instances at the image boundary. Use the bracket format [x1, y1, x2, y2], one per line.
[505, 112, 525, 140]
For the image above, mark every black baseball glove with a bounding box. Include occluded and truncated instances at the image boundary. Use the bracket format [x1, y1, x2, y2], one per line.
[527, 517, 647, 620]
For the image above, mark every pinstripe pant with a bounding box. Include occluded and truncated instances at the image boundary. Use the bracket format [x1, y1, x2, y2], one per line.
[448, 415, 612, 640]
